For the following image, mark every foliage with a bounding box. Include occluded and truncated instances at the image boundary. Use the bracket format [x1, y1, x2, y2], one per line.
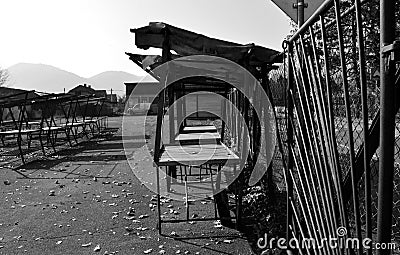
[242, 185, 287, 254]
[0, 67, 9, 87]
[117, 95, 126, 104]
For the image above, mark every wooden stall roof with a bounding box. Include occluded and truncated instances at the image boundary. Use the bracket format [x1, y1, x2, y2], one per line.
[130, 22, 282, 67]
[0, 88, 38, 100]
[126, 53, 235, 94]
[126, 52, 257, 93]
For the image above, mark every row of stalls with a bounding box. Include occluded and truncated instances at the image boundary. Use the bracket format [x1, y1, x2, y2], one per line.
[0, 91, 109, 167]
[126, 22, 282, 234]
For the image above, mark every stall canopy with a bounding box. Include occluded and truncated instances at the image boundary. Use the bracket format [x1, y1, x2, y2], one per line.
[130, 22, 282, 68]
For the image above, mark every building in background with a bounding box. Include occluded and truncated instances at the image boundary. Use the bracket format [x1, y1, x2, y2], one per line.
[68, 84, 107, 97]
[68, 84, 115, 116]
[0, 87, 40, 119]
[107, 93, 117, 103]
[124, 81, 159, 114]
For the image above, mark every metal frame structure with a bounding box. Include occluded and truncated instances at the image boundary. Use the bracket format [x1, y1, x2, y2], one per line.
[153, 77, 245, 235]
[0, 91, 109, 167]
[128, 22, 282, 236]
[282, 0, 398, 254]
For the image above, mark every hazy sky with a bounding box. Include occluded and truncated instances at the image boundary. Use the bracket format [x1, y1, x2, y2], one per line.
[0, 0, 291, 78]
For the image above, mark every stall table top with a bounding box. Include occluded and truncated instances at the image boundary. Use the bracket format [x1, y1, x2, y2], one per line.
[174, 132, 221, 144]
[157, 143, 239, 166]
[181, 125, 217, 133]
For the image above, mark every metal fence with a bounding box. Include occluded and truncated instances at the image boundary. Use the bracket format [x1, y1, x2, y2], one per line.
[279, 0, 400, 254]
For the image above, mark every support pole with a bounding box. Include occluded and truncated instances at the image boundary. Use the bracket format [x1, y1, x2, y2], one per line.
[176, 82, 183, 131]
[354, 0, 372, 253]
[376, 0, 396, 254]
[286, 43, 294, 252]
[168, 85, 175, 143]
[297, 0, 304, 27]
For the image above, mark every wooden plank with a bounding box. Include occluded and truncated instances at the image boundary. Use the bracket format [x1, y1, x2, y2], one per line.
[175, 132, 221, 144]
[181, 125, 217, 133]
[175, 132, 220, 140]
[158, 144, 240, 166]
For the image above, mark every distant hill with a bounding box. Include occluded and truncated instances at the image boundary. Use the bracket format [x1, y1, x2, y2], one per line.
[89, 71, 156, 95]
[7, 63, 87, 93]
[6, 63, 152, 96]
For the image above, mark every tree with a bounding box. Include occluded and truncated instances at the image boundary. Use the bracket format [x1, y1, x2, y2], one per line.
[117, 95, 127, 113]
[0, 67, 9, 87]
[117, 95, 126, 104]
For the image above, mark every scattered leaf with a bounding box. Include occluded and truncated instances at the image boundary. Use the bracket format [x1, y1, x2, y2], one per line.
[93, 244, 101, 252]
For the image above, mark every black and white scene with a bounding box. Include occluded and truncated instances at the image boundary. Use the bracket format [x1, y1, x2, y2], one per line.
[0, 0, 399, 254]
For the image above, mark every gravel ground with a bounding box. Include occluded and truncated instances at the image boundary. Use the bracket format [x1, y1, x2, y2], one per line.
[0, 116, 253, 255]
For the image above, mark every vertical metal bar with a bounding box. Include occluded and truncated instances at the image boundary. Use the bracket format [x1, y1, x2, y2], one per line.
[289, 169, 316, 255]
[290, 146, 322, 255]
[354, 0, 372, 253]
[168, 84, 175, 143]
[221, 88, 228, 142]
[376, 0, 396, 254]
[260, 74, 273, 191]
[176, 83, 183, 132]
[291, 45, 335, 254]
[290, 199, 310, 255]
[196, 93, 199, 118]
[185, 166, 189, 221]
[286, 44, 294, 251]
[309, 26, 347, 245]
[299, 35, 338, 241]
[17, 102, 27, 164]
[238, 91, 244, 155]
[289, 57, 332, 255]
[297, 0, 304, 26]
[309, 27, 331, 150]
[290, 115, 326, 255]
[182, 83, 187, 127]
[229, 89, 234, 147]
[156, 166, 162, 234]
[243, 69, 251, 161]
[153, 28, 170, 162]
[160, 29, 176, 187]
[334, 0, 362, 246]
[320, 15, 348, 231]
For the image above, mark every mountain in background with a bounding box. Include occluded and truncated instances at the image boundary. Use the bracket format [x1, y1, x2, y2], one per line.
[6, 63, 153, 96]
[89, 71, 156, 95]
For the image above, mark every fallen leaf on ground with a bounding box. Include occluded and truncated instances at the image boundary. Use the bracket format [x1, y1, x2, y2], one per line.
[93, 244, 101, 252]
